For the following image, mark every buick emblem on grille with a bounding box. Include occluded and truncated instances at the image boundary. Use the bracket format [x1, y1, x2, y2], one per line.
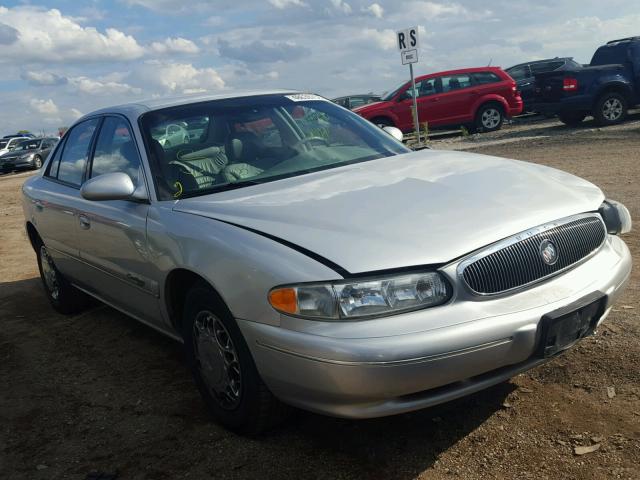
[539, 239, 559, 265]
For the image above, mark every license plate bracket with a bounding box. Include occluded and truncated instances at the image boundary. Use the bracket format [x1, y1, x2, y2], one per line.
[537, 292, 607, 358]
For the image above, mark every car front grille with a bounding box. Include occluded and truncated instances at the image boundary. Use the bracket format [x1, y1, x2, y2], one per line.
[459, 214, 606, 295]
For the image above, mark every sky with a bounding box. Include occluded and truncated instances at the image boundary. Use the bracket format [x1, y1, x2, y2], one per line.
[1, 0, 639, 134]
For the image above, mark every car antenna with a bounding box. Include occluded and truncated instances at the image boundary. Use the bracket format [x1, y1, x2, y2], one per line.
[487, 58, 492, 66]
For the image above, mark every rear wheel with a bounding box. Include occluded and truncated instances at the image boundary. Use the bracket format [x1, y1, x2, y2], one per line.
[475, 104, 504, 132]
[183, 281, 289, 435]
[36, 242, 90, 314]
[558, 112, 586, 127]
[593, 92, 627, 126]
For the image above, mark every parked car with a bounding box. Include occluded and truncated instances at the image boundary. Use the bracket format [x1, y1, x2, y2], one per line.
[0, 137, 58, 172]
[0, 136, 30, 156]
[3, 133, 36, 139]
[332, 94, 381, 110]
[354, 67, 523, 133]
[506, 57, 581, 112]
[22, 91, 631, 434]
[156, 123, 190, 147]
[534, 37, 640, 125]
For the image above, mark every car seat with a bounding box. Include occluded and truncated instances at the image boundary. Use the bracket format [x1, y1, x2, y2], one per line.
[222, 132, 265, 182]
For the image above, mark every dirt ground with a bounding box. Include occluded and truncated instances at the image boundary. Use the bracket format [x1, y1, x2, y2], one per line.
[1, 120, 639, 480]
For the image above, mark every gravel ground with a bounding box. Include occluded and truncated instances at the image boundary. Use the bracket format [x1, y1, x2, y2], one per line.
[1, 120, 638, 480]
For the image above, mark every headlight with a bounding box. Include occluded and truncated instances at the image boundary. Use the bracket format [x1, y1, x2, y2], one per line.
[599, 200, 632, 234]
[20, 153, 34, 160]
[268, 272, 451, 320]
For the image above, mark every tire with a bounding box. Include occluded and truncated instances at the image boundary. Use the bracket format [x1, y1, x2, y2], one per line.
[371, 117, 394, 128]
[33, 155, 43, 169]
[36, 240, 90, 314]
[475, 103, 504, 132]
[183, 281, 289, 435]
[558, 112, 586, 127]
[593, 92, 628, 126]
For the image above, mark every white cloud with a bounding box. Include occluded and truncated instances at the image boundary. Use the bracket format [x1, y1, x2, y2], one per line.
[0, 6, 145, 63]
[69, 76, 142, 95]
[22, 71, 68, 86]
[132, 61, 225, 94]
[269, 0, 307, 8]
[30, 98, 59, 116]
[363, 3, 383, 18]
[359, 28, 396, 50]
[203, 16, 223, 27]
[329, 0, 352, 15]
[69, 108, 84, 120]
[150, 37, 200, 54]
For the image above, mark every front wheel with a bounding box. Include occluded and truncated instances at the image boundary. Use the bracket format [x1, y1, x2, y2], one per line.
[475, 104, 504, 132]
[36, 242, 90, 314]
[593, 92, 627, 126]
[183, 281, 289, 435]
[558, 112, 586, 127]
[33, 155, 43, 169]
[370, 117, 394, 128]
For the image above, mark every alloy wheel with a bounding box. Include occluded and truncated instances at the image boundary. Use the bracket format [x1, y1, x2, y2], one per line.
[40, 245, 60, 300]
[602, 98, 623, 121]
[193, 310, 242, 410]
[481, 108, 501, 129]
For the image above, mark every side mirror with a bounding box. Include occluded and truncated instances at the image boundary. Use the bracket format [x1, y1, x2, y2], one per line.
[80, 172, 136, 201]
[382, 126, 403, 142]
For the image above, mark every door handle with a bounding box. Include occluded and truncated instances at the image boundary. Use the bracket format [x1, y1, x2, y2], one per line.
[78, 214, 91, 230]
[34, 199, 44, 211]
[430, 97, 440, 102]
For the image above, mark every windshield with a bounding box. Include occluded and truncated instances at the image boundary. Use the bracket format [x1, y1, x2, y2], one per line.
[140, 94, 410, 200]
[12, 140, 41, 151]
[381, 81, 408, 101]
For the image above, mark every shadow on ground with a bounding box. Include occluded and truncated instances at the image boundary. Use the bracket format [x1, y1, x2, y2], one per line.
[1, 276, 512, 479]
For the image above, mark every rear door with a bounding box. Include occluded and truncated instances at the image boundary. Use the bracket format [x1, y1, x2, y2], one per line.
[423, 73, 474, 126]
[33, 118, 99, 281]
[74, 115, 161, 324]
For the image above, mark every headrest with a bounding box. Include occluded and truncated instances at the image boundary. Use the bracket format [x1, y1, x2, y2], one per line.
[225, 131, 260, 164]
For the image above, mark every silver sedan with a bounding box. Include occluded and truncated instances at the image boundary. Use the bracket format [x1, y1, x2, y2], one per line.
[21, 91, 632, 434]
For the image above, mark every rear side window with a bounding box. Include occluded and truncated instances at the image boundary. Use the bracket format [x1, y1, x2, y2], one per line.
[91, 117, 142, 187]
[506, 66, 530, 81]
[473, 72, 501, 84]
[530, 61, 564, 74]
[440, 74, 472, 92]
[56, 118, 99, 186]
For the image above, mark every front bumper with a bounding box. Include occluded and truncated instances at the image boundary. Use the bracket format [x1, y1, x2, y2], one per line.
[238, 235, 631, 418]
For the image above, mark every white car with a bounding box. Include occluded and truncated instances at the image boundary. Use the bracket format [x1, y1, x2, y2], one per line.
[157, 123, 190, 148]
[0, 137, 30, 157]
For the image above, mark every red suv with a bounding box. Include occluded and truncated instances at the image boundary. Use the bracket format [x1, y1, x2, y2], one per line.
[354, 67, 523, 133]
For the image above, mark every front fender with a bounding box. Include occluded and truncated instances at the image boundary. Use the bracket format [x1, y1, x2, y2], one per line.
[148, 206, 343, 327]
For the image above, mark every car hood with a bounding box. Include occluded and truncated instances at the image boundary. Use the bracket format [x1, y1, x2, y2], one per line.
[174, 150, 604, 274]
[0, 151, 31, 161]
[352, 100, 392, 114]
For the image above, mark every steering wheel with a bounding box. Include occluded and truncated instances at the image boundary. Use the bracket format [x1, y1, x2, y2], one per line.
[292, 136, 330, 149]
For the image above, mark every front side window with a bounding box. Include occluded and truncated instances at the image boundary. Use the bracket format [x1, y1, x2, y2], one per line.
[140, 95, 410, 200]
[12, 140, 41, 151]
[56, 118, 99, 186]
[91, 117, 142, 186]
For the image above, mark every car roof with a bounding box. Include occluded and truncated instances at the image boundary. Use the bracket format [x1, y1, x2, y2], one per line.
[80, 89, 301, 121]
[415, 66, 505, 80]
[506, 57, 572, 70]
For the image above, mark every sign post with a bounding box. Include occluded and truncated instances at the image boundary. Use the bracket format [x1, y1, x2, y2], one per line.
[397, 27, 420, 144]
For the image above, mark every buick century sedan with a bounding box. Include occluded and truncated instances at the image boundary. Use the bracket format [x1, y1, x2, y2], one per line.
[22, 91, 632, 434]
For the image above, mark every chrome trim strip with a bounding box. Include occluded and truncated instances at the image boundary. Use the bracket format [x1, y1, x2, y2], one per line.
[457, 213, 607, 297]
[255, 337, 513, 366]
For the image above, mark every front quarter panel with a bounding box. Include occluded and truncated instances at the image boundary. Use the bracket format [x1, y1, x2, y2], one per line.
[147, 205, 343, 329]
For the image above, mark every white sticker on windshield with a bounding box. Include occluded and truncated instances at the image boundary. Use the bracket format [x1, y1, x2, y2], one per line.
[285, 93, 327, 102]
